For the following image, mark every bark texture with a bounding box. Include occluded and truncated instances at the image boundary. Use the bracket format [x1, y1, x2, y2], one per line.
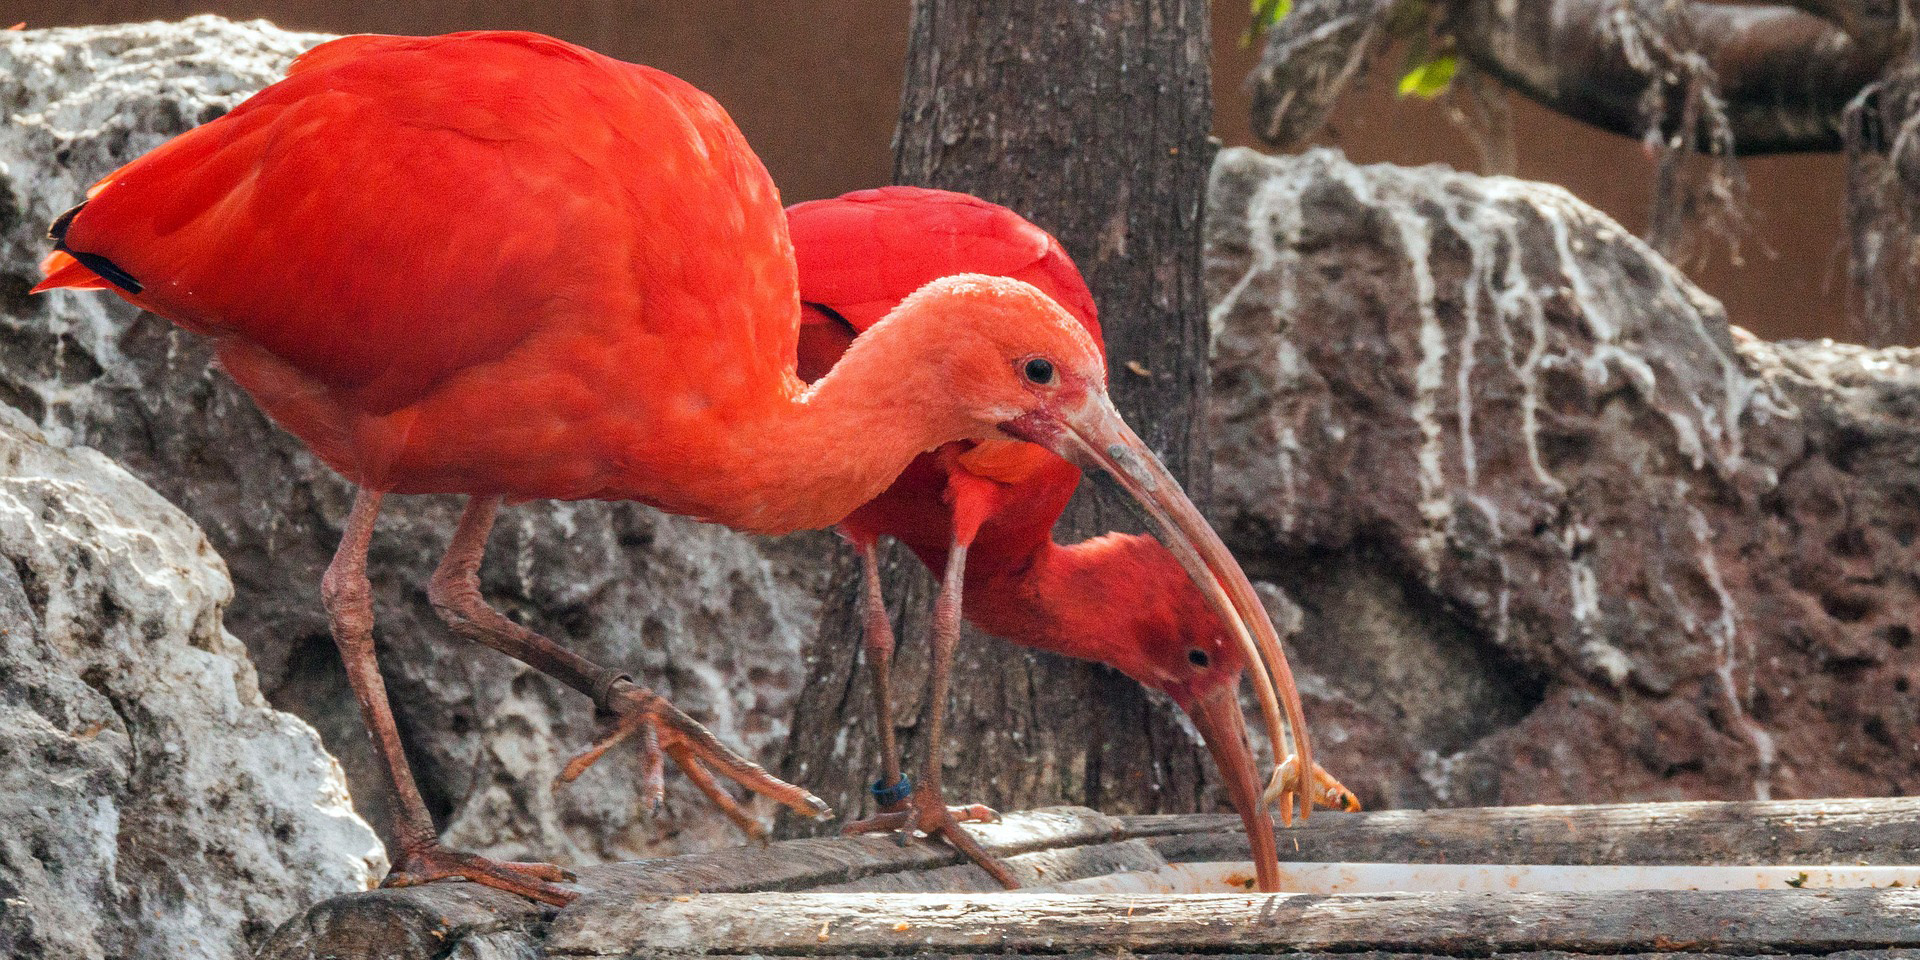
[1, 17, 837, 870]
[779, 0, 1233, 828]
[1248, 0, 1918, 337]
[1846, 24, 1920, 345]
[1209, 146, 1920, 810]
[1449, 0, 1898, 156]
[1249, 0, 1902, 156]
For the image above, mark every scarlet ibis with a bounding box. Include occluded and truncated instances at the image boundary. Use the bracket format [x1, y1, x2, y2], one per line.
[35, 31, 1305, 906]
[787, 187, 1354, 892]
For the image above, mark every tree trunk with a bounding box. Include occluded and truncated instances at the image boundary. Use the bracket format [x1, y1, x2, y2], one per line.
[777, 0, 1219, 830]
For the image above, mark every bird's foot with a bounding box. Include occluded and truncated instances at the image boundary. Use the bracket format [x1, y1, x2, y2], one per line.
[382, 843, 577, 906]
[842, 784, 1016, 888]
[556, 680, 832, 842]
[1265, 754, 1362, 823]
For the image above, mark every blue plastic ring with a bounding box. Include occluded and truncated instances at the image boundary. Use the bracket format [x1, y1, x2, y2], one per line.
[870, 774, 913, 807]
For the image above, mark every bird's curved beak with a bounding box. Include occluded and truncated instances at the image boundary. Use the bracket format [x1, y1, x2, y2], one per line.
[1185, 682, 1282, 892]
[1001, 394, 1314, 823]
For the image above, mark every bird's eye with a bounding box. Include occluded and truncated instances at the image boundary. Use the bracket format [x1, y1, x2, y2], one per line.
[1187, 647, 1211, 668]
[1024, 357, 1056, 385]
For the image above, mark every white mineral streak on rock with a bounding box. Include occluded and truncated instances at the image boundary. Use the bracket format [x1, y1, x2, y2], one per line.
[1212, 176, 1307, 531]
[1438, 198, 1495, 489]
[1204, 147, 1882, 807]
[1680, 480, 1776, 800]
[1345, 165, 1449, 578]
[1462, 492, 1512, 648]
[1275, 426, 1303, 533]
[1502, 210, 1566, 494]
[1416, 748, 1467, 805]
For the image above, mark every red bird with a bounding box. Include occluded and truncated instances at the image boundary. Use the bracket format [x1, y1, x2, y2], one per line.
[36, 32, 1305, 905]
[788, 188, 1354, 892]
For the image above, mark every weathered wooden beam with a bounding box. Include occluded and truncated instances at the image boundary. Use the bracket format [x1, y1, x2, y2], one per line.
[550, 888, 1920, 957]
[1131, 797, 1920, 866]
[261, 799, 1920, 959]
[256, 882, 548, 960]
[256, 808, 1128, 959]
[586, 806, 1126, 898]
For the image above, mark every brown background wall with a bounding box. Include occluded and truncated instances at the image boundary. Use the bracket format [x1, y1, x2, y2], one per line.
[16, 0, 1857, 343]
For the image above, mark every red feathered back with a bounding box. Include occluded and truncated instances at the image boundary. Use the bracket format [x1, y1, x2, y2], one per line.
[789, 187, 1098, 344]
[38, 32, 803, 498]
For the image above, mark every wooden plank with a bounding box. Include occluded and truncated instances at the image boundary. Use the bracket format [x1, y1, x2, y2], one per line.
[262, 801, 1920, 958]
[549, 888, 1920, 957]
[585, 805, 1124, 897]
[256, 807, 1126, 959]
[690, 952, 1920, 960]
[1131, 797, 1920, 865]
[809, 839, 1167, 893]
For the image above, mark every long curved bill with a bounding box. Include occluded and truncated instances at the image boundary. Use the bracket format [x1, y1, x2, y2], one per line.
[1005, 394, 1315, 823]
[1186, 683, 1282, 892]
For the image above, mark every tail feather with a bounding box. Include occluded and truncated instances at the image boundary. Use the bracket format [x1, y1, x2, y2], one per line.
[32, 251, 111, 293]
[34, 200, 143, 294]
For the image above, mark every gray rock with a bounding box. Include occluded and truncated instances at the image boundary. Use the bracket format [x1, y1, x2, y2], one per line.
[1, 17, 834, 867]
[1207, 146, 1920, 808]
[0, 404, 381, 960]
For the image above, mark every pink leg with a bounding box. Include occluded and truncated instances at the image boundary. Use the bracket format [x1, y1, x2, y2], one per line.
[854, 540, 910, 811]
[323, 489, 575, 906]
[430, 496, 830, 831]
[841, 538, 1016, 888]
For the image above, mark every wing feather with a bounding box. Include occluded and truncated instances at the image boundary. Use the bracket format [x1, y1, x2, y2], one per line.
[47, 31, 798, 416]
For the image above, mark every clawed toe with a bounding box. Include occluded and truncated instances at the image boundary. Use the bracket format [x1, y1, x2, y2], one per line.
[553, 682, 832, 839]
[842, 808, 913, 836]
[1265, 755, 1362, 822]
[841, 787, 1017, 888]
[1310, 765, 1362, 812]
[948, 803, 1001, 824]
[383, 845, 577, 906]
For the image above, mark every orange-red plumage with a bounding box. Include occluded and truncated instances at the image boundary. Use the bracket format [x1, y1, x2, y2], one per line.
[40, 33, 1314, 902]
[787, 188, 1357, 893]
[44, 32, 807, 512]
[790, 187, 1243, 693]
[790, 188, 1092, 566]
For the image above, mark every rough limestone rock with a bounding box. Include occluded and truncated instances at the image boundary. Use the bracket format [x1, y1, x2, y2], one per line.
[1, 18, 834, 866]
[1208, 146, 1920, 809]
[0, 404, 381, 960]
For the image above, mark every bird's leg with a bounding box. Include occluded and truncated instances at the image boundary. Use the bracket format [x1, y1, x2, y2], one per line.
[429, 496, 830, 838]
[854, 540, 910, 813]
[324, 489, 575, 906]
[842, 538, 1017, 888]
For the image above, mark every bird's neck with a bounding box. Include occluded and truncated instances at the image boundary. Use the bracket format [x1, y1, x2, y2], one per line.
[965, 533, 1170, 673]
[718, 317, 978, 535]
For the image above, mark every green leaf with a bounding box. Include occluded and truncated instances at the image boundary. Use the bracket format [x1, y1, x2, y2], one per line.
[1250, 0, 1292, 30]
[1398, 52, 1457, 98]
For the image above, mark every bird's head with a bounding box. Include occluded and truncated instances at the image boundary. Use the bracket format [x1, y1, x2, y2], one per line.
[880, 273, 1110, 436]
[1084, 534, 1254, 707]
[875, 273, 1321, 833]
[1024, 533, 1360, 886]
